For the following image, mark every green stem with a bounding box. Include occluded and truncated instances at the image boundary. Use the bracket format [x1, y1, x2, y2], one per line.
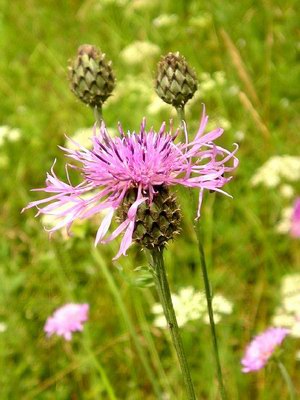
[176, 107, 185, 125]
[151, 248, 196, 400]
[277, 360, 296, 400]
[176, 106, 227, 400]
[195, 221, 227, 400]
[94, 105, 103, 125]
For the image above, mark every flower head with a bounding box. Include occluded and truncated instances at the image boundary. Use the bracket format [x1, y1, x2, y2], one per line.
[23, 106, 238, 259]
[241, 327, 289, 373]
[291, 198, 300, 237]
[44, 303, 89, 341]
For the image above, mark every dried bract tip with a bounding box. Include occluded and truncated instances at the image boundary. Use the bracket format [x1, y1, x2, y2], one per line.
[68, 44, 116, 109]
[155, 52, 198, 108]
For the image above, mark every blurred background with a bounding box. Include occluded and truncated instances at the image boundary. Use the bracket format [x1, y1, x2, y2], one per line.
[1, 0, 299, 398]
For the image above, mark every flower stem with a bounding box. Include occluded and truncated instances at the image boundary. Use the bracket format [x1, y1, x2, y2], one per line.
[94, 105, 103, 125]
[176, 107, 185, 125]
[176, 105, 227, 400]
[195, 220, 227, 400]
[150, 248, 196, 400]
[277, 360, 296, 400]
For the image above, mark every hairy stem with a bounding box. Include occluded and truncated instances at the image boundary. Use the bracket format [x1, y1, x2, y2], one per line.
[151, 248, 196, 400]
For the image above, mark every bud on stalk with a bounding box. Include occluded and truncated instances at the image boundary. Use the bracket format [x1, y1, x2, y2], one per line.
[155, 52, 198, 109]
[68, 44, 116, 110]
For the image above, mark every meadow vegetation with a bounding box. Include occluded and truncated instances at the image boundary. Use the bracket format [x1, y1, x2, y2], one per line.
[0, 0, 299, 398]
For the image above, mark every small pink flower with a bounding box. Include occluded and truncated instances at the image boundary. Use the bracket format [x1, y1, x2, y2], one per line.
[23, 106, 238, 259]
[44, 303, 89, 341]
[290, 197, 300, 237]
[241, 327, 289, 373]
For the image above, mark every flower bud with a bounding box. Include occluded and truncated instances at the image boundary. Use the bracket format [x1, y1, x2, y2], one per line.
[155, 52, 198, 108]
[68, 44, 116, 108]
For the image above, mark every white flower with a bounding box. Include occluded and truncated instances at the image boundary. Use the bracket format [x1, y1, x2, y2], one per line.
[153, 14, 178, 28]
[0, 126, 21, 146]
[272, 274, 300, 338]
[275, 207, 293, 234]
[201, 79, 216, 92]
[234, 130, 245, 142]
[207, 117, 231, 132]
[251, 155, 300, 188]
[203, 294, 233, 324]
[146, 95, 173, 116]
[66, 128, 93, 150]
[0, 322, 7, 333]
[120, 41, 160, 65]
[152, 287, 232, 328]
[107, 75, 152, 104]
[281, 274, 300, 296]
[279, 184, 294, 199]
[213, 71, 226, 86]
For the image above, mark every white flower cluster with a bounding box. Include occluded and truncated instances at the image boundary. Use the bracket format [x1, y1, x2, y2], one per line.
[251, 155, 300, 188]
[189, 72, 226, 105]
[108, 74, 152, 104]
[187, 71, 231, 130]
[0, 125, 21, 146]
[153, 14, 178, 28]
[120, 41, 160, 66]
[272, 274, 300, 338]
[152, 286, 233, 328]
[275, 206, 293, 234]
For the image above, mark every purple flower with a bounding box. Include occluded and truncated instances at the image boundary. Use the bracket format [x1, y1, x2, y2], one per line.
[23, 106, 238, 259]
[241, 327, 289, 373]
[44, 303, 89, 341]
[290, 197, 300, 237]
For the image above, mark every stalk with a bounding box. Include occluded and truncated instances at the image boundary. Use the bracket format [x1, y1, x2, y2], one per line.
[94, 105, 103, 125]
[150, 248, 196, 400]
[277, 360, 296, 400]
[194, 221, 227, 400]
[176, 107, 227, 400]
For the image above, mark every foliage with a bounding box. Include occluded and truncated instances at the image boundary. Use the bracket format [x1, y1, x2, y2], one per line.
[0, 0, 299, 398]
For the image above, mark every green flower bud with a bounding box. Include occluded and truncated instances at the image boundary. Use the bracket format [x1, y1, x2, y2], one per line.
[155, 52, 198, 109]
[68, 44, 116, 109]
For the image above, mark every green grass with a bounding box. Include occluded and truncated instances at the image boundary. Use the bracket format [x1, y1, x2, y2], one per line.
[0, 0, 299, 398]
